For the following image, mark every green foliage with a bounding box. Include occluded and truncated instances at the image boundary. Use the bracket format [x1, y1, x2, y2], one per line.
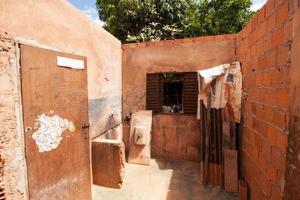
[96, 0, 255, 43]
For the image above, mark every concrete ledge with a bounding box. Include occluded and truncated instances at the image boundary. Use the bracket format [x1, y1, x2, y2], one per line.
[92, 138, 125, 189]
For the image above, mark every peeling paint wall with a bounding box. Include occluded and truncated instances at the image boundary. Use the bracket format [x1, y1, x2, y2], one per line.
[0, 0, 122, 139]
[0, 31, 27, 200]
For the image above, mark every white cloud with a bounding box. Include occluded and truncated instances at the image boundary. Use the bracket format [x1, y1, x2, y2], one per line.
[251, 0, 268, 11]
[82, 6, 105, 26]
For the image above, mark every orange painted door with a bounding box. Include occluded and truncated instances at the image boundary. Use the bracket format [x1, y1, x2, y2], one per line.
[20, 45, 91, 200]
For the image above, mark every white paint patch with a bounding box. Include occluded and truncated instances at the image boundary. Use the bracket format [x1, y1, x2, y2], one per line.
[32, 113, 75, 152]
[57, 56, 84, 69]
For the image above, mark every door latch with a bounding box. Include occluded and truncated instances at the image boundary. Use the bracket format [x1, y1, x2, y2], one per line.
[82, 123, 90, 129]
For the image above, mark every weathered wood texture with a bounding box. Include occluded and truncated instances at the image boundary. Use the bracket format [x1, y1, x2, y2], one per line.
[239, 180, 248, 200]
[183, 72, 198, 114]
[146, 74, 163, 112]
[128, 111, 152, 165]
[21, 45, 91, 200]
[224, 149, 238, 193]
[92, 139, 125, 189]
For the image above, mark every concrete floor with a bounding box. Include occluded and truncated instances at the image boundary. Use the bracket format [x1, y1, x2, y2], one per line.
[92, 158, 237, 200]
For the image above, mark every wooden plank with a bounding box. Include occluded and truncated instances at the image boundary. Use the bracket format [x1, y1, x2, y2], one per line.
[200, 101, 206, 182]
[183, 72, 198, 114]
[239, 180, 248, 200]
[204, 94, 211, 185]
[146, 73, 163, 112]
[21, 45, 91, 200]
[224, 149, 238, 193]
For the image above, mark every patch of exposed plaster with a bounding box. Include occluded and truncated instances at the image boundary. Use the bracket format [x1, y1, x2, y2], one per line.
[32, 113, 75, 152]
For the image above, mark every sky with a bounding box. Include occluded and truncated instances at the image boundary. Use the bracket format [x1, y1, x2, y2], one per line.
[68, 0, 104, 26]
[68, 0, 268, 26]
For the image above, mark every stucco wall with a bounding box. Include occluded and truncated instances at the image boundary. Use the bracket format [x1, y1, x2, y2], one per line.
[122, 35, 237, 159]
[0, 31, 27, 200]
[0, 0, 122, 139]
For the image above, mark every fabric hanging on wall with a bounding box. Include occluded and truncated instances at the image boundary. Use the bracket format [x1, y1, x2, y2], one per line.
[197, 62, 242, 122]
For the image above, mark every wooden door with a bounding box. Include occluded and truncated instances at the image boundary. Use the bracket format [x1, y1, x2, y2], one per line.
[20, 45, 91, 200]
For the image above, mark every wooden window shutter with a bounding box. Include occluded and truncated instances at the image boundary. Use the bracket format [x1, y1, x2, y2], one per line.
[146, 73, 163, 112]
[183, 72, 198, 114]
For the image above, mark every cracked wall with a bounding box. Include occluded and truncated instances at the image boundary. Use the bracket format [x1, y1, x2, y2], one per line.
[0, 31, 27, 200]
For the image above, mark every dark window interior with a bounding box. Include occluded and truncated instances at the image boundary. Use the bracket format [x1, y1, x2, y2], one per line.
[146, 72, 198, 114]
[162, 73, 183, 113]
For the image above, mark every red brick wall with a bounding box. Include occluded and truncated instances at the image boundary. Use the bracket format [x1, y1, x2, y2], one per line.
[237, 0, 295, 199]
[152, 114, 201, 162]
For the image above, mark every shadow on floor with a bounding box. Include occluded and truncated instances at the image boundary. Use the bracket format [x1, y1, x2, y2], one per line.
[92, 158, 237, 200]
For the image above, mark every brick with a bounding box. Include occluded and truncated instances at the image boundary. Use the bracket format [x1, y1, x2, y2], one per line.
[250, 44, 257, 57]
[255, 133, 263, 152]
[271, 147, 285, 169]
[276, 2, 289, 25]
[263, 71, 272, 87]
[250, 15, 259, 33]
[266, 49, 277, 68]
[255, 72, 264, 86]
[245, 113, 254, 128]
[275, 0, 285, 8]
[271, 26, 285, 48]
[247, 88, 259, 102]
[284, 19, 293, 42]
[264, 33, 272, 51]
[266, 0, 276, 17]
[244, 101, 252, 113]
[277, 45, 288, 65]
[256, 38, 265, 56]
[261, 139, 272, 159]
[272, 110, 287, 129]
[266, 125, 277, 145]
[267, 163, 278, 182]
[245, 126, 256, 144]
[277, 170, 285, 192]
[276, 131, 288, 153]
[267, 13, 276, 31]
[259, 173, 271, 197]
[257, 21, 268, 41]
[257, 54, 267, 70]
[258, 5, 266, 24]
[256, 104, 265, 118]
[263, 106, 274, 122]
[253, 118, 267, 136]
[244, 142, 258, 162]
[270, 184, 282, 200]
[258, 153, 269, 172]
[264, 89, 277, 106]
[274, 66, 290, 86]
[276, 88, 289, 108]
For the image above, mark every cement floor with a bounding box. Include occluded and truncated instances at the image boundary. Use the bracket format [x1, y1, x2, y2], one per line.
[92, 158, 237, 200]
